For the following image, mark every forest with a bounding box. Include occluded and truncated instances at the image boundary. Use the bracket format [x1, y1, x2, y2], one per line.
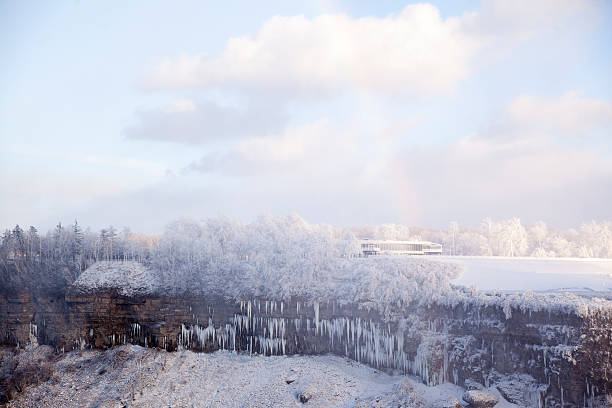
[1, 215, 611, 296]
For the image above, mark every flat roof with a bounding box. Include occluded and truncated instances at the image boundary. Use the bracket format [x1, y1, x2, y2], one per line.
[359, 239, 440, 245]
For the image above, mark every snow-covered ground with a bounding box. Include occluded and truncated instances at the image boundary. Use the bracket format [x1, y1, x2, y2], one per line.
[439, 256, 612, 293]
[6, 345, 519, 408]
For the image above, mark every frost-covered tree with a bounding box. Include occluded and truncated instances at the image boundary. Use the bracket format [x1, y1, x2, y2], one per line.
[448, 221, 459, 256]
[549, 235, 572, 258]
[498, 218, 527, 257]
[529, 221, 548, 256]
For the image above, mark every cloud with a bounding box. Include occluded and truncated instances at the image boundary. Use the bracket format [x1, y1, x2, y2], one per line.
[92, 115, 612, 232]
[472, 92, 612, 144]
[143, 1, 593, 98]
[390, 135, 611, 227]
[37, 90, 611, 233]
[506, 92, 612, 135]
[144, 4, 482, 97]
[463, 0, 594, 40]
[164, 99, 196, 113]
[185, 91, 612, 228]
[124, 99, 287, 144]
[389, 91, 612, 226]
[128, 1, 598, 146]
[185, 119, 363, 176]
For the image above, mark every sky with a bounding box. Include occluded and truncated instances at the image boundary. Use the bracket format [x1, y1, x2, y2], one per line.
[1, 0, 611, 233]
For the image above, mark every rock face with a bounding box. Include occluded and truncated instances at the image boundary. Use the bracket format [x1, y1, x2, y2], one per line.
[1, 288, 611, 407]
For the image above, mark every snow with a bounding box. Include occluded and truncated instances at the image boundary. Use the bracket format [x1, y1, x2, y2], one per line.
[438, 256, 612, 293]
[72, 255, 612, 321]
[73, 256, 463, 314]
[70, 216, 612, 320]
[71, 261, 161, 296]
[6, 345, 520, 408]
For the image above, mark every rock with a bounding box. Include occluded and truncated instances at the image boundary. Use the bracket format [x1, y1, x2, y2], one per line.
[428, 397, 464, 408]
[462, 390, 499, 408]
[441, 398, 464, 408]
[298, 392, 311, 403]
[494, 374, 547, 407]
[464, 379, 484, 391]
[285, 370, 297, 384]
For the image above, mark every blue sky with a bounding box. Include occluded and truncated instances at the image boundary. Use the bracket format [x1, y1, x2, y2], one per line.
[1, 0, 611, 232]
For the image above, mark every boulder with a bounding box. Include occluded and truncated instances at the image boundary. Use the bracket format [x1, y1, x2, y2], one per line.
[462, 390, 499, 408]
[297, 392, 311, 403]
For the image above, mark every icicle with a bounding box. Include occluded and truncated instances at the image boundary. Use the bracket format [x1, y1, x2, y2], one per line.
[314, 302, 320, 333]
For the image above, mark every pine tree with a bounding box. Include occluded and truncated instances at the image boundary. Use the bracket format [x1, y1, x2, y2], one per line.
[72, 220, 84, 268]
[54, 222, 65, 261]
[0, 229, 12, 260]
[27, 226, 39, 261]
[12, 225, 26, 260]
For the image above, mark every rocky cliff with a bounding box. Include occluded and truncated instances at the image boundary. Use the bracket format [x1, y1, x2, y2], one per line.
[2, 287, 610, 407]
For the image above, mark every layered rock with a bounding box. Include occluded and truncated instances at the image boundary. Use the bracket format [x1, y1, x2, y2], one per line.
[2, 286, 611, 406]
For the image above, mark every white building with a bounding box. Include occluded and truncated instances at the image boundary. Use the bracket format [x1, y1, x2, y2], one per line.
[360, 239, 442, 256]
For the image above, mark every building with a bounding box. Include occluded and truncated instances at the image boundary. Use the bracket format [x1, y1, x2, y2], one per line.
[360, 239, 442, 256]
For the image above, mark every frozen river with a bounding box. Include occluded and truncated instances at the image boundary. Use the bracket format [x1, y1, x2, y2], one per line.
[437, 256, 612, 293]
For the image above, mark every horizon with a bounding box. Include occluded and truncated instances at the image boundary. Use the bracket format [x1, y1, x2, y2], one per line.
[1, 213, 610, 236]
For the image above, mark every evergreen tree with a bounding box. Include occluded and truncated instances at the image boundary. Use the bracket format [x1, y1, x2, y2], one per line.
[12, 225, 26, 259]
[0, 229, 12, 260]
[72, 220, 84, 268]
[27, 226, 39, 260]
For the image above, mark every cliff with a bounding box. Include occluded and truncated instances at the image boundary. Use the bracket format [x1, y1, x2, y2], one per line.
[2, 287, 611, 406]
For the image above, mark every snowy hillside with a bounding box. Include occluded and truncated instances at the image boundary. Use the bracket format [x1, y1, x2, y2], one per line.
[5, 345, 521, 408]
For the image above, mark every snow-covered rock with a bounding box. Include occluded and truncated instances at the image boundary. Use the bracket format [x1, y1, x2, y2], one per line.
[462, 389, 500, 407]
[71, 261, 161, 296]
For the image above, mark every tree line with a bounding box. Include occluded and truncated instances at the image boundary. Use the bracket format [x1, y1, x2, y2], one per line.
[1, 221, 155, 266]
[352, 218, 612, 258]
[2, 217, 611, 270]
[0, 221, 156, 295]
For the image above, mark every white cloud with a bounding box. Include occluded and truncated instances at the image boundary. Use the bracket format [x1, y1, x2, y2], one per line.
[143, 1, 593, 98]
[164, 99, 196, 113]
[124, 99, 287, 144]
[468, 0, 594, 40]
[145, 4, 482, 96]
[507, 92, 612, 135]
[186, 119, 364, 176]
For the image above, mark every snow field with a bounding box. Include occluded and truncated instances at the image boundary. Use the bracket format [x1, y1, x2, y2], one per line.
[439, 256, 612, 293]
